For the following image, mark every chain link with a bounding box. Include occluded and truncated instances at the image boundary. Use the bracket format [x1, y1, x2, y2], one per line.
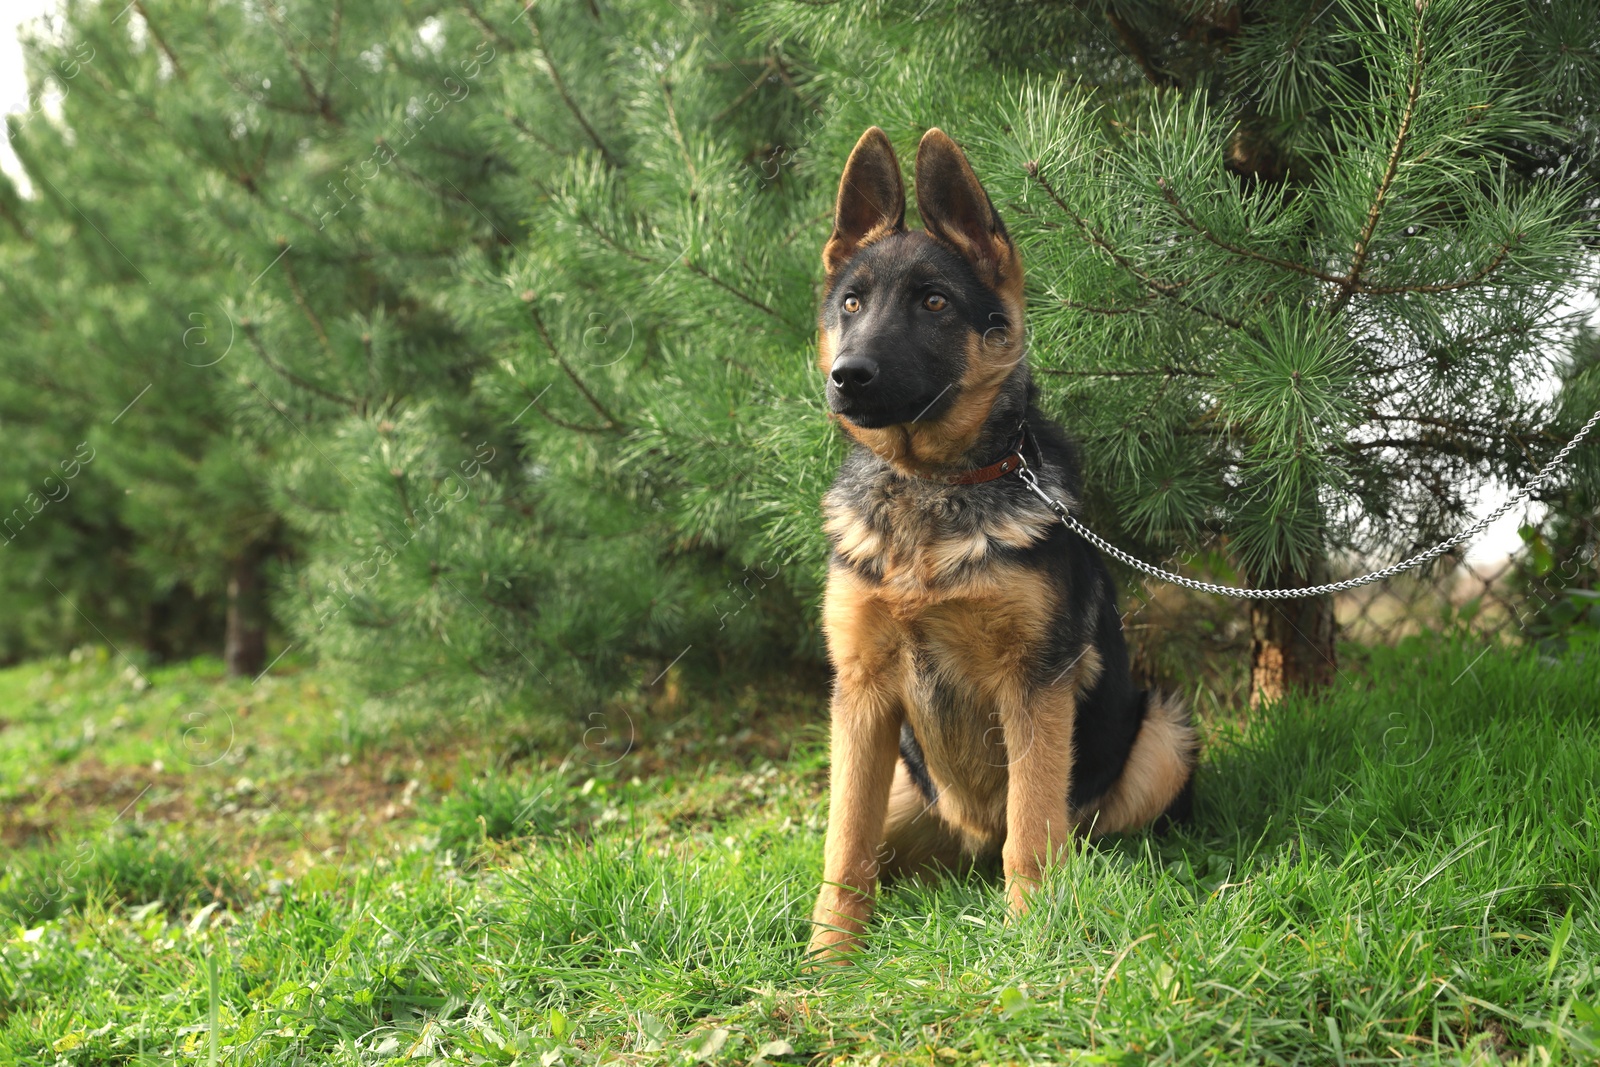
[1014, 405, 1600, 600]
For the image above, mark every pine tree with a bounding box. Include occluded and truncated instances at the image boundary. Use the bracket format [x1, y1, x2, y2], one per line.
[0, 2, 278, 670]
[4, 0, 824, 706]
[3, 0, 1595, 713]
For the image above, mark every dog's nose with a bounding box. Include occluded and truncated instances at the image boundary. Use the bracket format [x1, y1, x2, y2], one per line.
[830, 354, 879, 393]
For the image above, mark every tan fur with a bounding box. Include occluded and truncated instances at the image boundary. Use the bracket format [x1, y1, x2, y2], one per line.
[1055, 644, 1103, 693]
[898, 565, 1058, 846]
[1083, 691, 1197, 835]
[906, 333, 1013, 467]
[822, 506, 883, 568]
[808, 549, 1092, 963]
[988, 511, 1057, 550]
[923, 529, 990, 579]
[879, 762, 967, 879]
[860, 219, 900, 249]
[997, 686, 1078, 912]
[820, 469, 1072, 596]
[913, 568, 1055, 697]
[808, 568, 906, 960]
[819, 566, 904, 699]
[991, 251, 1026, 333]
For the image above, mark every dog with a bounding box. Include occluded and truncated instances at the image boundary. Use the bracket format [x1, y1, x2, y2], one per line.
[806, 127, 1198, 962]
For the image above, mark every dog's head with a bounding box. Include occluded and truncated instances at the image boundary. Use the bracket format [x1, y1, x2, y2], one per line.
[818, 127, 1026, 473]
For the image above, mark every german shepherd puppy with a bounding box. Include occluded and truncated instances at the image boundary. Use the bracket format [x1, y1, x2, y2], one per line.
[807, 127, 1197, 961]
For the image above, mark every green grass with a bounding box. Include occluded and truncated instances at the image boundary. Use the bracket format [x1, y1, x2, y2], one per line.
[2, 636, 1599, 1064]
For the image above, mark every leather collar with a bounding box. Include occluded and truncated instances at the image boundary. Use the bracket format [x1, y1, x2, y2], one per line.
[942, 426, 1028, 485]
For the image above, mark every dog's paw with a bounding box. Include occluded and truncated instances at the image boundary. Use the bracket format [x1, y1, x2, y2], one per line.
[802, 929, 862, 970]
[1003, 862, 1044, 918]
[1005, 883, 1035, 919]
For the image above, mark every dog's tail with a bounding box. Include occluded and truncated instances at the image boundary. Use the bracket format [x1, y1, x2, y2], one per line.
[1088, 690, 1197, 836]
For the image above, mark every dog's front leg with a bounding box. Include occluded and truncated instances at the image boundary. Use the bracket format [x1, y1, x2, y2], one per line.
[1001, 689, 1076, 914]
[806, 687, 901, 963]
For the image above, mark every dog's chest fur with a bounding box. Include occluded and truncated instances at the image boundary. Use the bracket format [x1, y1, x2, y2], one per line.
[822, 460, 1082, 840]
[823, 466, 1053, 594]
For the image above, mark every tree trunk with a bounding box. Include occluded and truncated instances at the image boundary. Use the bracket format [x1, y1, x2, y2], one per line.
[1249, 562, 1337, 706]
[224, 548, 268, 678]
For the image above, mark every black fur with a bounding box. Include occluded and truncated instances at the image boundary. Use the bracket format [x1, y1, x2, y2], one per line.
[823, 231, 1013, 430]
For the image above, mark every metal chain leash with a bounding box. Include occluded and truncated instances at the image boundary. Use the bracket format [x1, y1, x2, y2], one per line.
[1014, 405, 1600, 600]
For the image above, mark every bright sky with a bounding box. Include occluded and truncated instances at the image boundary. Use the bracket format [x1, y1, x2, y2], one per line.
[0, 3, 1579, 565]
[1, 0, 62, 195]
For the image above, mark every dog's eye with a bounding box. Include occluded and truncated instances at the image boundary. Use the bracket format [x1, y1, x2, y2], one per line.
[923, 293, 948, 312]
[842, 295, 861, 314]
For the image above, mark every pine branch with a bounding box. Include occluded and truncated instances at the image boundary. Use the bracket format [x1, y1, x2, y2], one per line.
[1114, 372, 1177, 438]
[1355, 239, 1516, 296]
[1103, 6, 1179, 89]
[705, 57, 783, 71]
[525, 8, 621, 170]
[361, 331, 377, 396]
[709, 56, 779, 126]
[251, 130, 274, 191]
[1059, 294, 1158, 316]
[391, 465, 417, 527]
[324, 0, 345, 96]
[1347, 436, 1503, 463]
[133, 2, 187, 81]
[422, 142, 511, 171]
[1287, 1, 1334, 55]
[262, 0, 340, 126]
[1363, 412, 1495, 434]
[1376, 324, 1534, 376]
[1330, 2, 1428, 313]
[279, 250, 336, 360]
[241, 321, 360, 410]
[380, 143, 506, 207]
[660, 78, 699, 187]
[0, 198, 32, 242]
[221, 83, 325, 123]
[1497, 417, 1541, 472]
[684, 261, 784, 322]
[77, 60, 164, 128]
[1028, 160, 1245, 330]
[1039, 365, 1216, 379]
[531, 401, 615, 434]
[1160, 178, 1517, 299]
[458, 0, 516, 52]
[503, 111, 567, 158]
[526, 301, 623, 431]
[779, 210, 832, 248]
[1157, 178, 1344, 285]
[573, 207, 654, 264]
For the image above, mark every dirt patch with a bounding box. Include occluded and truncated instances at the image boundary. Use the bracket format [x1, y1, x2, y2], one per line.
[578, 701, 824, 779]
[1, 759, 190, 848]
[1, 754, 424, 854]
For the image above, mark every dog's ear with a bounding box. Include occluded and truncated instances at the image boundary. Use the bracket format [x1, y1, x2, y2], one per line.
[915, 128, 1013, 284]
[823, 127, 905, 279]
